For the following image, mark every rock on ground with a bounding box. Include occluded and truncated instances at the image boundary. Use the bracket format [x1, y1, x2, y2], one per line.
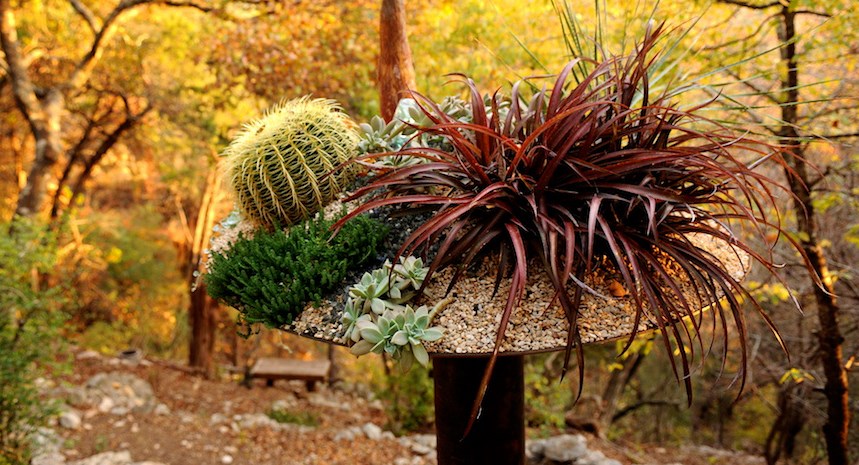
[85, 372, 156, 414]
[59, 410, 82, 430]
[527, 434, 621, 465]
[66, 451, 166, 465]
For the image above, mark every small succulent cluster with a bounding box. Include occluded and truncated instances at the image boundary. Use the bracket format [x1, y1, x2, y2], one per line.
[356, 97, 471, 167]
[341, 257, 446, 370]
[221, 97, 359, 229]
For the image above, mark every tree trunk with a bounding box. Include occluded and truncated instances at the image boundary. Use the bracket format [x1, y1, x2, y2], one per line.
[777, 7, 849, 464]
[1, 0, 64, 219]
[188, 283, 217, 377]
[186, 167, 221, 377]
[378, 0, 416, 121]
[765, 383, 809, 465]
[597, 349, 645, 434]
[15, 125, 61, 218]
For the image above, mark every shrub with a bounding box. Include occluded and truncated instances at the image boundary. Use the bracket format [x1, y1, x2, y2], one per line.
[204, 214, 388, 331]
[266, 408, 319, 427]
[373, 362, 435, 435]
[0, 220, 67, 465]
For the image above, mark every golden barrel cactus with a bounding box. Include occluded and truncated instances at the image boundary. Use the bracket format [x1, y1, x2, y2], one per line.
[223, 97, 359, 228]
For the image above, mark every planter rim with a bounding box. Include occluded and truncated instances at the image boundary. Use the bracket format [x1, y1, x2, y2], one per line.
[281, 232, 750, 356]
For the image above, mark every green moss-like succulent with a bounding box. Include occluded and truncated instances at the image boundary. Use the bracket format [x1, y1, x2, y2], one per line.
[204, 214, 388, 331]
[222, 97, 360, 228]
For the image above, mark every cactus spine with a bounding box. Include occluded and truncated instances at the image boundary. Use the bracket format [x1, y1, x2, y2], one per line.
[223, 97, 359, 228]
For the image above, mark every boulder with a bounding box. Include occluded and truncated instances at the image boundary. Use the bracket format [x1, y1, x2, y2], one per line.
[85, 373, 156, 414]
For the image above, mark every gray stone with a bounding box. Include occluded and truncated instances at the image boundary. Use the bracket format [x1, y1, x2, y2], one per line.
[527, 439, 545, 459]
[271, 398, 295, 411]
[220, 455, 234, 464]
[231, 413, 315, 433]
[31, 428, 65, 465]
[76, 350, 101, 360]
[153, 404, 170, 416]
[85, 373, 155, 414]
[59, 410, 82, 430]
[32, 452, 66, 465]
[541, 434, 588, 462]
[307, 393, 347, 410]
[68, 451, 132, 465]
[97, 397, 115, 414]
[333, 426, 360, 441]
[577, 449, 621, 465]
[109, 407, 130, 416]
[409, 434, 436, 449]
[238, 413, 278, 429]
[62, 387, 92, 408]
[410, 443, 433, 455]
[361, 422, 383, 440]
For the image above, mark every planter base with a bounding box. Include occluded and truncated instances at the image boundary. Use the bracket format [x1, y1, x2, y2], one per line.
[433, 355, 525, 465]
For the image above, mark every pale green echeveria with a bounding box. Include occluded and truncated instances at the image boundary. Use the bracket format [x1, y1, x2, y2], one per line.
[357, 115, 409, 155]
[348, 269, 391, 314]
[387, 256, 428, 291]
[358, 98, 474, 167]
[343, 256, 446, 370]
[390, 306, 443, 367]
[350, 306, 443, 369]
[350, 310, 401, 357]
[341, 299, 373, 343]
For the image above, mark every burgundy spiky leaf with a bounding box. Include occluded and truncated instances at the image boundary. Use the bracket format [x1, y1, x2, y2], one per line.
[334, 23, 808, 435]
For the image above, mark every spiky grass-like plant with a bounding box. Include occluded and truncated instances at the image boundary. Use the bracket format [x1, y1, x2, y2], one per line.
[336, 24, 808, 427]
[222, 97, 359, 229]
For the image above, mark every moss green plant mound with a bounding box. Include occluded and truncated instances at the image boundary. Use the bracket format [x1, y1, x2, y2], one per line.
[204, 214, 388, 330]
[223, 97, 359, 228]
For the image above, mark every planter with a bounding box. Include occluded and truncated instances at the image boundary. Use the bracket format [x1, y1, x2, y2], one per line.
[206, 28, 794, 464]
[277, 233, 748, 464]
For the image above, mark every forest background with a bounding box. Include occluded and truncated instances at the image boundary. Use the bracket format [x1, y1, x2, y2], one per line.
[1, 0, 858, 464]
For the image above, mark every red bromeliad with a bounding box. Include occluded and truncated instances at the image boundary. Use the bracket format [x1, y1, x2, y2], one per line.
[335, 24, 810, 431]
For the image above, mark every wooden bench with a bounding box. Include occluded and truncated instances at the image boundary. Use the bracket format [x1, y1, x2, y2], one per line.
[247, 358, 331, 391]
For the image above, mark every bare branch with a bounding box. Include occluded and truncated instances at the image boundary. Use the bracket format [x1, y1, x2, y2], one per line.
[823, 132, 859, 140]
[612, 400, 682, 423]
[69, 0, 98, 34]
[157, 0, 212, 12]
[68, 102, 153, 203]
[67, 0, 152, 89]
[68, 0, 213, 90]
[702, 13, 778, 51]
[795, 10, 831, 18]
[716, 0, 779, 10]
[723, 68, 780, 105]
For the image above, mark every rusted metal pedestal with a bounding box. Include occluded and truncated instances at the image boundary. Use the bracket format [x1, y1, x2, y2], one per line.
[433, 355, 525, 465]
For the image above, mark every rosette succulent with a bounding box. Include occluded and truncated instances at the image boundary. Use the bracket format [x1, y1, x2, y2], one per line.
[341, 256, 440, 369]
[350, 304, 446, 370]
